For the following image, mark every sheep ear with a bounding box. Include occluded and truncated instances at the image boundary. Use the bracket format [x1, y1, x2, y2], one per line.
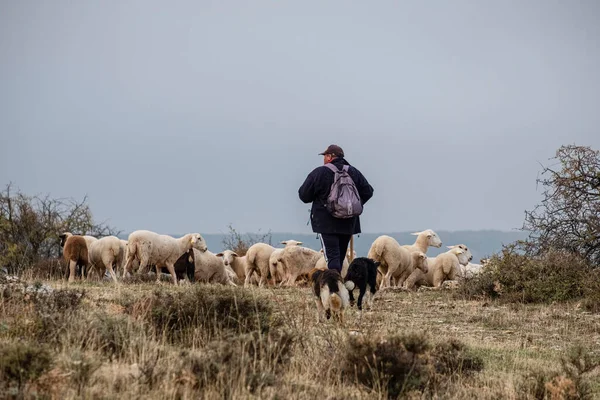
[447, 245, 456, 249]
[410, 232, 421, 236]
[215, 252, 224, 257]
[232, 252, 239, 257]
[190, 235, 197, 244]
[280, 241, 287, 245]
[297, 241, 303, 245]
[454, 249, 464, 254]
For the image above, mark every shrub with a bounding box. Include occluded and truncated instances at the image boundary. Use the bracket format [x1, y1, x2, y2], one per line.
[0, 342, 52, 394]
[125, 285, 279, 345]
[341, 333, 483, 398]
[456, 245, 595, 304]
[520, 345, 599, 400]
[84, 314, 145, 361]
[177, 330, 295, 394]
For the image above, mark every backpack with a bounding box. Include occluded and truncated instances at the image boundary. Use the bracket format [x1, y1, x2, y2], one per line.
[324, 163, 363, 219]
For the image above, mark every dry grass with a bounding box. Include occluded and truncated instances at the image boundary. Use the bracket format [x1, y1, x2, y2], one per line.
[1, 279, 599, 399]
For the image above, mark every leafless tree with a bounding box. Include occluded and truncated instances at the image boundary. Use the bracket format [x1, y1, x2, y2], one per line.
[221, 224, 272, 256]
[0, 183, 120, 274]
[523, 145, 600, 265]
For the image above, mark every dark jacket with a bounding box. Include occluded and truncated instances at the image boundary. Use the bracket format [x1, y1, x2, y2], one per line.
[298, 157, 374, 235]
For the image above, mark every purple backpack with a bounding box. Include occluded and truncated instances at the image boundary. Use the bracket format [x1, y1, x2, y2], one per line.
[324, 163, 363, 219]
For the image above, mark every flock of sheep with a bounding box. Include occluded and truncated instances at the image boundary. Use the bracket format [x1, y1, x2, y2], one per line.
[60, 229, 485, 290]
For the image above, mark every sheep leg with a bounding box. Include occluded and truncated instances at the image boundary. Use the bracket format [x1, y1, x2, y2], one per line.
[164, 262, 178, 285]
[382, 271, 394, 288]
[403, 270, 421, 291]
[106, 262, 118, 283]
[68, 260, 77, 283]
[286, 272, 298, 286]
[432, 270, 446, 288]
[122, 254, 135, 278]
[243, 268, 254, 287]
[100, 254, 118, 283]
[259, 264, 269, 287]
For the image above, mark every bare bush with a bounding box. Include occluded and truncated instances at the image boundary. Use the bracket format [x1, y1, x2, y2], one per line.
[221, 223, 271, 256]
[523, 145, 600, 265]
[0, 183, 120, 275]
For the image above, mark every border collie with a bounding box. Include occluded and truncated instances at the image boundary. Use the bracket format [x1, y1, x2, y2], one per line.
[310, 269, 350, 323]
[344, 257, 380, 310]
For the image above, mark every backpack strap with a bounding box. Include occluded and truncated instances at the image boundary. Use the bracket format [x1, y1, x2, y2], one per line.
[324, 163, 340, 173]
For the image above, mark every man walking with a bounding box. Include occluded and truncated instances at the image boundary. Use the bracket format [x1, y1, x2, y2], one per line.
[298, 144, 374, 273]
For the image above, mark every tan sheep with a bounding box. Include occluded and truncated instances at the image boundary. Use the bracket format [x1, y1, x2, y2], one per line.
[404, 245, 473, 290]
[390, 251, 428, 287]
[215, 250, 249, 286]
[193, 249, 237, 285]
[278, 246, 322, 286]
[245, 243, 276, 287]
[122, 230, 207, 285]
[87, 236, 125, 283]
[367, 235, 412, 288]
[402, 229, 443, 253]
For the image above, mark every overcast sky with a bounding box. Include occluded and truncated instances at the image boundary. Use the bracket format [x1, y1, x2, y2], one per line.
[1, 1, 599, 235]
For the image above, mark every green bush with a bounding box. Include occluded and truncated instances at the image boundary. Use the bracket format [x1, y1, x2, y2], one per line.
[124, 285, 279, 345]
[456, 245, 597, 305]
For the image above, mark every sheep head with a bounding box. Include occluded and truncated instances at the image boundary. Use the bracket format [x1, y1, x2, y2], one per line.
[59, 232, 73, 247]
[412, 251, 428, 273]
[411, 229, 442, 248]
[216, 250, 238, 267]
[281, 240, 303, 247]
[189, 233, 208, 252]
[447, 245, 472, 266]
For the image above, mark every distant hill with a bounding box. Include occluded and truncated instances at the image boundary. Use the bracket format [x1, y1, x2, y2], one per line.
[122, 230, 528, 263]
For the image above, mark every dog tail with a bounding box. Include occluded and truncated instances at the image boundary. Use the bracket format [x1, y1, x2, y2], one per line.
[330, 293, 342, 312]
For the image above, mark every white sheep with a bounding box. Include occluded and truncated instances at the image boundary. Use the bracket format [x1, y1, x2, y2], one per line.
[122, 230, 207, 284]
[269, 249, 286, 284]
[245, 243, 276, 287]
[367, 235, 413, 288]
[245, 240, 304, 287]
[192, 249, 237, 285]
[87, 236, 125, 283]
[390, 251, 429, 287]
[459, 261, 485, 279]
[402, 229, 443, 254]
[278, 246, 322, 286]
[404, 245, 473, 289]
[215, 250, 249, 286]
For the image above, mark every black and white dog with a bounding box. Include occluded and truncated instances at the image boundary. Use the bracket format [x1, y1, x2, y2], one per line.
[310, 268, 350, 323]
[344, 257, 380, 310]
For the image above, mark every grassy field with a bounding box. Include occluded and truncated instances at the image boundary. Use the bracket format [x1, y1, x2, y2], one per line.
[1, 278, 599, 399]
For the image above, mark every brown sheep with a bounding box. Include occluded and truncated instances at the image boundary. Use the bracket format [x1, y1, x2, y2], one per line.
[62, 235, 89, 283]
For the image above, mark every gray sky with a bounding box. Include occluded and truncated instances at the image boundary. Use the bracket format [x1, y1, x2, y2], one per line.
[1, 1, 599, 235]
